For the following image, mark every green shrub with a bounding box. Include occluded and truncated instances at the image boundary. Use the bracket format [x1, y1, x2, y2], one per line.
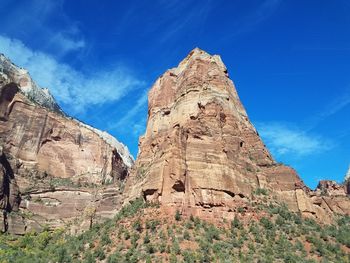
[144, 231, 150, 244]
[107, 251, 122, 263]
[183, 230, 191, 240]
[133, 219, 143, 232]
[124, 229, 130, 240]
[146, 243, 156, 254]
[131, 233, 140, 248]
[159, 241, 167, 253]
[169, 253, 178, 263]
[175, 210, 181, 221]
[93, 246, 106, 260]
[237, 207, 245, 213]
[205, 224, 221, 241]
[101, 234, 111, 246]
[260, 217, 274, 230]
[231, 216, 242, 230]
[254, 188, 268, 195]
[182, 249, 196, 263]
[172, 239, 181, 255]
[146, 219, 160, 232]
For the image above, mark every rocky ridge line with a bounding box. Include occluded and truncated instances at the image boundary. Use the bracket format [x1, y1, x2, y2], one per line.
[0, 53, 133, 168]
[0, 54, 133, 234]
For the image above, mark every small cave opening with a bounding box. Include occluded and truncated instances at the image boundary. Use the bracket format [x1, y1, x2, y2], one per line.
[238, 193, 245, 198]
[0, 82, 19, 120]
[219, 112, 226, 123]
[172, 180, 185, 192]
[163, 109, 171, 116]
[240, 141, 244, 148]
[142, 189, 158, 201]
[223, 190, 235, 198]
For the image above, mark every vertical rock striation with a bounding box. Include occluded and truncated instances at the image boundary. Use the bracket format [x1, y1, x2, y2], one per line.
[0, 54, 134, 234]
[125, 48, 350, 222]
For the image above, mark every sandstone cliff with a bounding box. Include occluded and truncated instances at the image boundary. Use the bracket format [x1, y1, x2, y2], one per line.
[125, 48, 350, 223]
[0, 54, 133, 234]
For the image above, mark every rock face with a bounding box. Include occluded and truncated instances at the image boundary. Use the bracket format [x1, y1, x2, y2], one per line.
[0, 54, 133, 234]
[125, 48, 350, 223]
[345, 166, 350, 195]
[0, 54, 63, 114]
[316, 180, 347, 196]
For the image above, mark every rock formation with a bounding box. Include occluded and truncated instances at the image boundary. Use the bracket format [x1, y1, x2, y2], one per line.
[0, 54, 63, 114]
[125, 48, 350, 223]
[0, 54, 133, 234]
[1, 48, 348, 234]
[316, 180, 348, 196]
[345, 166, 350, 195]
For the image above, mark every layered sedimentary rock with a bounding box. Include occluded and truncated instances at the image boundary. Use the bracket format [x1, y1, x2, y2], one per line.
[0, 54, 133, 234]
[0, 54, 63, 114]
[125, 48, 350, 223]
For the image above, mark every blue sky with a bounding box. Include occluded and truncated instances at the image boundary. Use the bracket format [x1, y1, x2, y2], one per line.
[0, 0, 349, 189]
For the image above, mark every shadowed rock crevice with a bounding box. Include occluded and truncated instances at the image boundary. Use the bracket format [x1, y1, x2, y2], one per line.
[0, 82, 19, 120]
[172, 180, 185, 192]
[0, 148, 20, 213]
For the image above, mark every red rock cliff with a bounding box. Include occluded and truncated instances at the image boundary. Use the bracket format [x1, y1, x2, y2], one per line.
[0, 54, 133, 234]
[125, 48, 350, 223]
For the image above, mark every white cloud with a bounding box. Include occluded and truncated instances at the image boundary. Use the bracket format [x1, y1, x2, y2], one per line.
[304, 90, 350, 130]
[114, 91, 148, 127]
[108, 91, 148, 137]
[49, 31, 86, 54]
[256, 122, 331, 157]
[1, 0, 85, 56]
[318, 92, 350, 120]
[0, 35, 141, 114]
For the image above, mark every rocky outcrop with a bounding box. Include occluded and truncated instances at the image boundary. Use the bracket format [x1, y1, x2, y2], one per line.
[345, 166, 350, 195]
[125, 48, 350, 223]
[0, 54, 62, 114]
[0, 55, 133, 234]
[316, 180, 347, 196]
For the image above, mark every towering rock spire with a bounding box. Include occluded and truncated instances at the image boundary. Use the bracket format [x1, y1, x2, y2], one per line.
[125, 48, 350, 222]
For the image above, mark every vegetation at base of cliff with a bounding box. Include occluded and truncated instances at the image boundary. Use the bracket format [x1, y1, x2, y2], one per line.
[0, 200, 349, 263]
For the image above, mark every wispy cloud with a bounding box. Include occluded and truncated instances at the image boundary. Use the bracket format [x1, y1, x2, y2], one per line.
[156, 0, 212, 43]
[306, 90, 350, 130]
[48, 28, 86, 55]
[256, 122, 332, 157]
[0, 35, 142, 114]
[220, 0, 282, 41]
[318, 92, 350, 119]
[0, 0, 85, 57]
[109, 91, 148, 135]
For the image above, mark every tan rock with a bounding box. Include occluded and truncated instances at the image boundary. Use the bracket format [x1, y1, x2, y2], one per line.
[0, 54, 133, 234]
[125, 48, 350, 223]
[316, 180, 347, 196]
